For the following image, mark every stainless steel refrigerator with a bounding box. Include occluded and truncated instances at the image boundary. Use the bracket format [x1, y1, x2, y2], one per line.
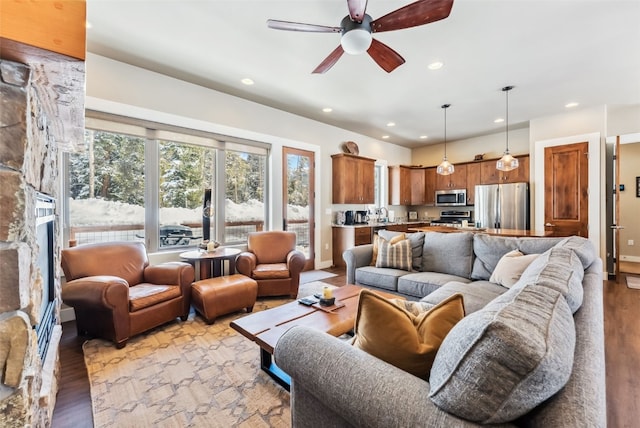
[474, 182, 529, 230]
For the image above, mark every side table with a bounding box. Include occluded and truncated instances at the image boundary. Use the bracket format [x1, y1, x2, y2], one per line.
[179, 247, 241, 281]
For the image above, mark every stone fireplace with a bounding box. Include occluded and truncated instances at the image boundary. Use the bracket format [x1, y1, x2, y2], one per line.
[0, 51, 84, 425]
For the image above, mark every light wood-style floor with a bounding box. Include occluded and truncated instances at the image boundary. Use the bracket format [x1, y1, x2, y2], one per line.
[51, 267, 640, 427]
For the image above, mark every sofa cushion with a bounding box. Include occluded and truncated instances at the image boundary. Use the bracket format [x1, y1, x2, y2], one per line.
[421, 280, 507, 314]
[489, 249, 540, 288]
[555, 235, 597, 268]
[397, 272, 470, 299]
[355, 266, 406, 292]
[471, 235, 563, 280]
[375, 237, 412, 271]
[515, 246, 584, 313]
[352, 290, 464, 380]
[370, 233, 406, 266]
[421, 232, 474, 278]
[379, 230, 425, 271]
[429, 285, 575, 424]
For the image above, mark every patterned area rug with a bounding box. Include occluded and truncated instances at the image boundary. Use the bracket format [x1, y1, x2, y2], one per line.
[84, 298, 294, 428]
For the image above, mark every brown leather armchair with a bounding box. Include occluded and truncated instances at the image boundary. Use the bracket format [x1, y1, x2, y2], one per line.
[235, 231, 306, 298]
[61, 241, 194, 348]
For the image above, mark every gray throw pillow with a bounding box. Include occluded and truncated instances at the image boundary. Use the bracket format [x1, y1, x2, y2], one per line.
[379, 230, 425, 271]
[429, 285, 575, 424]
[421, 232, 474, 278]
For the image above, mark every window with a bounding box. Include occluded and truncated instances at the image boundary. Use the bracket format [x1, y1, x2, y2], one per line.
[65, 114, 269, 252]
[374, 163, 387, 208]
[68, 129, 146, 246]
[224, 148, 267, 244]
[157, 140, 216, 249]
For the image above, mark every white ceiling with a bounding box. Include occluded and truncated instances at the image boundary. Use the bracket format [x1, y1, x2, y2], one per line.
[86, 0, 640, 148]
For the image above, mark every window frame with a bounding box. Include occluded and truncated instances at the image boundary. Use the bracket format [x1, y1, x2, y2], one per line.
[63, 112, 270, 253]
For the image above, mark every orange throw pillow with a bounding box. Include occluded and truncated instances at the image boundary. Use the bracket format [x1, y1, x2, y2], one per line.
[352, 290, 465, 379]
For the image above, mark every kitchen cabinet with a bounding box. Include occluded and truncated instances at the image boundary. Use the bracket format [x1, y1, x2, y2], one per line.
[388, 166, 426, 205]
[435, 163, 467, 190]
[480, 155, 530, 184]
[466, 162, 482, 205]
[425, 167, 436, 205]
[332, 226, 372, 267]
[332, 153, 376, 204]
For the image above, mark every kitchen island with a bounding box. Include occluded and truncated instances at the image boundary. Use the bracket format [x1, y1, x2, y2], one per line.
[409, 226, 555, 238]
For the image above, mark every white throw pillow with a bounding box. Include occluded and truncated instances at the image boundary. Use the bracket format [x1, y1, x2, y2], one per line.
[490, 250, 539, 288]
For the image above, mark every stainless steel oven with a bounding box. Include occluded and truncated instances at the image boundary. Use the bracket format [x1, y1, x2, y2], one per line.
[435, 189, 467, 206]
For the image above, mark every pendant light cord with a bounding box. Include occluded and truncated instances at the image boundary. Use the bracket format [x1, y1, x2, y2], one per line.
[502, 86, 513, 154]
[442, 104, 450, 158]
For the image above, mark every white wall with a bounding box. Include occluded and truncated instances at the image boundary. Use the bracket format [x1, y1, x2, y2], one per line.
[412, 126, 530, 166]
[85, 53, 411, 268]
[529, 105, 607, 261]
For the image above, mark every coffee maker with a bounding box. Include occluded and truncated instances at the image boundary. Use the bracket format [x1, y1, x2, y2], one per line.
[344, 210, 355, 225]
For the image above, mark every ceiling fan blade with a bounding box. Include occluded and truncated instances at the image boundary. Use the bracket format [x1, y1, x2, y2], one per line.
[267, 19, 341, 33]
[347, 0, 368, 22]
[312, 45, 345, 74]
[367, 38, 405, 73]
[371, 0, 454, 33]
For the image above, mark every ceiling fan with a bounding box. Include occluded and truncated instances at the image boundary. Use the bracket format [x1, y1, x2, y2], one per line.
[267, 0, 454, 73]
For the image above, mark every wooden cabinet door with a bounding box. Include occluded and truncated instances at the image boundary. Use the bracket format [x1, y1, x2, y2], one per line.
[425, 167, 436, 205]
[501, 155, 530, 183]
[480, 159, 501, 184]
[358, 157, 375, 203]
[410, 168, 426, 205]
[389, 166, 411, 205]
[449, 164, 467, 189]
[435, 164, 466, 190]
[481, 155, 530, 184]
[332, 154, 375, 204]
[466, 162, 482, 205]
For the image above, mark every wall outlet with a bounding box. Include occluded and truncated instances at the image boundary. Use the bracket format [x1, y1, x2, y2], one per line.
[325, 208, 332, 215]
[628, 239, 635, 246]
[325, 243, 329, 250]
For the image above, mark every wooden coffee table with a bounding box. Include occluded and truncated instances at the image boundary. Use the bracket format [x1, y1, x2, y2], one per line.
[230, 284, 402, 390]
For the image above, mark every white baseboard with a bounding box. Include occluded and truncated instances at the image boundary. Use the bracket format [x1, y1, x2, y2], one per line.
[620, 255, 640, 263]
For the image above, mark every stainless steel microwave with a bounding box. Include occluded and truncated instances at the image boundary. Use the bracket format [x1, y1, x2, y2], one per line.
[435, 189, 467, 206]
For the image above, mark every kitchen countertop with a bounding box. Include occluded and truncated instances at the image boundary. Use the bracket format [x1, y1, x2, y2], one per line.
[409, 226, 555, 237]
[332, 220, 432, 228]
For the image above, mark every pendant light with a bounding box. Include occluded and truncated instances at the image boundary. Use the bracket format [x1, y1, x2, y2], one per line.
[496, 86, 519, 171]
[437, 104, 454, 176]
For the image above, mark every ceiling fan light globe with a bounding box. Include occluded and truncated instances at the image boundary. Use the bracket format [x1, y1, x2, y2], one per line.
[496, 153, 519, 171]
[341, 29, 372, 55]
[437, 159, 455, 176]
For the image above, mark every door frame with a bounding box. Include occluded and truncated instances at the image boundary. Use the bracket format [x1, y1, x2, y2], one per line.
[282, 146, 315, 271]
[533, 132, 601, 257]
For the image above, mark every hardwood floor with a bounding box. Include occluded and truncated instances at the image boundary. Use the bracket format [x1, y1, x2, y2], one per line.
[51, 267, 640, 427]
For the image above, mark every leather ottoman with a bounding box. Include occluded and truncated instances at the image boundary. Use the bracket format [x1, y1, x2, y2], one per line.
[191, 274, 258, 324]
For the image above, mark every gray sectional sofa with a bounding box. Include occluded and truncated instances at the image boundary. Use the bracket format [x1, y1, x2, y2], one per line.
[274, 232, 605, 427]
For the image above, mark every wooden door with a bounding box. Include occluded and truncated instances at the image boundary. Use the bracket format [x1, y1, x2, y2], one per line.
[544, 142, 589, 237]
[283, 147, 315, 270]
[358, 157, 375, 203]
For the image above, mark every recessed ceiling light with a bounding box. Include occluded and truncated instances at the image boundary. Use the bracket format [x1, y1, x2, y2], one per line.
[419, 135, 428, 139]
[241, 78, 254, 85]
[322, 107, 333, 113]
[386, 122, 396, 127]
[382, 135, 390, 139]
[494, 118, 504, 123]
[565, 102, 579, 108]
[428, 61, 444, 70]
